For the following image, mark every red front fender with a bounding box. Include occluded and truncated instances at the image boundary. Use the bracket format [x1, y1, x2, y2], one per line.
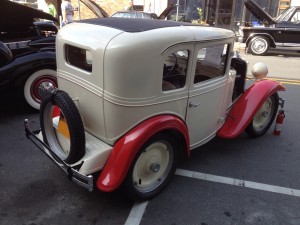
[97, 115, 190, 192]
[217, 79, 285, 138]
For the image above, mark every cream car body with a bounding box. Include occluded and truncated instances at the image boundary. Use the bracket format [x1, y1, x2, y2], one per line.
[25, 18, 285, 200]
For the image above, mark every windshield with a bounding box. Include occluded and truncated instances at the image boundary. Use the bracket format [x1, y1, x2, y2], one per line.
[112, 12, 136, 18]
[275, 7, 293, 21]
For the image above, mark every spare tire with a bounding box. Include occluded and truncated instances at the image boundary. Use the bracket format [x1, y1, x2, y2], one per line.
[40, 90, 85, 164]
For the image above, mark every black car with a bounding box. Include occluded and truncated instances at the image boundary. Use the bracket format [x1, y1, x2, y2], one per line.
[0, 1, 58, 110]
[0, 0, 58, 56]
[238, 0, 300, 55]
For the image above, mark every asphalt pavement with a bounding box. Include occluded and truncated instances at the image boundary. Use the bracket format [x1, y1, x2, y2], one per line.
[1, 54, 300, 225]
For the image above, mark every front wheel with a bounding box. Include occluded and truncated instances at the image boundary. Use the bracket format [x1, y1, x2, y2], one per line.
[123, 133, 178, 200]
[24, 69, 57, 110]
[245, 92, 279, 137]
[248, 36, 269, 56]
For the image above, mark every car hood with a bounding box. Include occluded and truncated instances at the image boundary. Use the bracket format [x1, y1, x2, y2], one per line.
[244, 0, 276, 25]
[0, 0, 58, 29]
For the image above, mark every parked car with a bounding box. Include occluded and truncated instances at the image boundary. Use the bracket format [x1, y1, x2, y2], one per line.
[111, 11, 159, 19]
[0, 41, 57, 110]
[25, 18, 285, 200]
[0, 0, 58, 56]
[238, 0, 300, 55]
[0, 0, 58, 110]
[111, 4, 176, 20]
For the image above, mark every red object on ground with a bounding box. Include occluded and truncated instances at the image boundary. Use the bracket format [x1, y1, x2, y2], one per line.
[273, 110, 285, 136]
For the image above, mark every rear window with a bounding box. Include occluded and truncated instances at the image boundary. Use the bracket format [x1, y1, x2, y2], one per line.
[65, 44, 92, 72]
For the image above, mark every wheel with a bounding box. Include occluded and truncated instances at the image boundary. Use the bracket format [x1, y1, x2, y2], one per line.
[245, 93, 279, 138]
[24, 69, 57, 110]
[40, 90, 85, 164]
[123, 133, 178, 200]
[248, 36, 269, 56]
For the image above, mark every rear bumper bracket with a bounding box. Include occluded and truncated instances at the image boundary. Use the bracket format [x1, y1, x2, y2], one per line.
[24, 119, 94, 192]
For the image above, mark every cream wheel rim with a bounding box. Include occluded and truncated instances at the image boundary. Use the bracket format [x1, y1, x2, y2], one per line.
[253, 97, 274, 131]
[132, 141, 173, 193]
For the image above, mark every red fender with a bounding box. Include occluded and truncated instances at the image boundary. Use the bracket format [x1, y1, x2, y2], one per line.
[97, 115, 190, 192]
[217, 79, 285, 138]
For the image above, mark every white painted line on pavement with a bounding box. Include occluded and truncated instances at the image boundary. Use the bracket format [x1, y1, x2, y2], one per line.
[125, 169, 300, 225]
[125, 201, 148, 225]
[175, 168, 300, 197]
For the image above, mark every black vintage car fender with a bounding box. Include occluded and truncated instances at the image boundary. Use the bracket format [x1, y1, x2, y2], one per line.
[0, 42, 57, 109]
[0, 50, 56, 90]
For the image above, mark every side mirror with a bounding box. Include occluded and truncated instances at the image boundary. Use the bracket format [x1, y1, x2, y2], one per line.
[251, 62, 268, 79]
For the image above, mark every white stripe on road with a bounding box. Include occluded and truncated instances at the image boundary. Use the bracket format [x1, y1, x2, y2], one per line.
[175, 169, 300, 197]
[125, 169, 300, 225]
[125, 201, 148, 225]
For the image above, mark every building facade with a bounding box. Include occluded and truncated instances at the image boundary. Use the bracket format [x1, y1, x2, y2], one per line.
[12, 0, 299, 32]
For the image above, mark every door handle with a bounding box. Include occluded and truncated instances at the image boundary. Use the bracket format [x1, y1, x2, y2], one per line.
[189, 102, 200, 108]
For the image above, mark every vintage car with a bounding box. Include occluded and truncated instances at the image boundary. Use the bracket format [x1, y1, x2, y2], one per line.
[111, 11, 160, 19]
[25, 18, 285, 200]
[238, 0, 300, 55]
[0, 41, 57, 110]
[0, 0, 58, 110]
[111, 5, 175, 20]
[0, 0, 58, 56]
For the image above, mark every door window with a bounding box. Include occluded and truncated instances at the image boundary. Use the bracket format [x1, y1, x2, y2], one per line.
[194, 44, 228, 84]
[162, 50, 189, 91]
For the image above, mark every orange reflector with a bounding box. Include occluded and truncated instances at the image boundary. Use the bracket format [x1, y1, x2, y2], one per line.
[57, 117, 70, 139]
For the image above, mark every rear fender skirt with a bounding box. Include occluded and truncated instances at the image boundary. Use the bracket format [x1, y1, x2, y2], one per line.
[97, 115, 190, 192]
[217, 79, 285, 138]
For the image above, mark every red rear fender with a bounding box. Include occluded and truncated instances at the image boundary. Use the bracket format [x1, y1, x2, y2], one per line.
[97, 115, 189, 192]
[217, 79, 285, 138]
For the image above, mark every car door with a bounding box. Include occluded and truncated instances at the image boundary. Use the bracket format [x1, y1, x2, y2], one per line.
[186, 42, 231, 148]
[283, 9, 300, 47]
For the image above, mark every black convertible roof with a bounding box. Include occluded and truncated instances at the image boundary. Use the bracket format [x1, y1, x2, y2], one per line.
[79, 17, 201, 32]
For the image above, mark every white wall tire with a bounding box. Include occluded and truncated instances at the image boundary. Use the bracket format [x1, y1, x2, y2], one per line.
[249, 36, 269, 56]
[24, 69, 57, 110]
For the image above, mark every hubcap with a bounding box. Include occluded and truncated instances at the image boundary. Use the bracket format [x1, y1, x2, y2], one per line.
[132, 141, 173, 193]
[251, 38, 267, 54]
[30, 76, 57, 103]
[253, 97, 274, 131]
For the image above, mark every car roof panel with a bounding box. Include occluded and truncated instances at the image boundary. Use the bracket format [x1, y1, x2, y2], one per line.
[78, 17, 202, 33]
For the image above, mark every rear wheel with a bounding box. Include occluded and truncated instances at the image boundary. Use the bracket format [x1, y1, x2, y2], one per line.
[245, 93, 279, 137]
[123, 133, 178, 200]
[248, 36, 269, 56]
[24, 69, 57, 110]
[40, 90, 85, 164]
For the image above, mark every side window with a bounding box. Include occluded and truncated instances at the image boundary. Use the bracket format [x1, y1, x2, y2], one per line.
[65, 44, 92, 72]
[194, 44, 228, 84]
[162, 50, 189, 91]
